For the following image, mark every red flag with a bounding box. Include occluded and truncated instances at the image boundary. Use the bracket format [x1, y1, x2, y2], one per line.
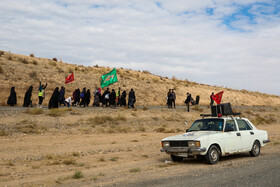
[211, 91, 224, 104]
[65, 73, 74, 84]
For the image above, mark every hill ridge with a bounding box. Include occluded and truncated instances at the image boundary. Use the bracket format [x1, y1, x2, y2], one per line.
[0, 50, 279, 106]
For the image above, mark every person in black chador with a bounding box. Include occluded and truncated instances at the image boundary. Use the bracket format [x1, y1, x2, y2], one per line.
[48, 87, 59, 109]
[196, 94, 200, 105]
[167, 89, 172, 108]
[75, 88, 81, 106]
[7, 87, 17, 106]
[171, 89, 176, 109]
[128, 89, 136, 108]
[109, 89, 116, 107]
[85, 89, 91, 107]
[58, 86, 66, 106]
[120, 90, 127, 107]
[102, 88, 110, 107]
[23, 86, 33, 107]
[79, 87, 87, 107]
[185, 92, 191, 112]
[210, 92, 214, 106]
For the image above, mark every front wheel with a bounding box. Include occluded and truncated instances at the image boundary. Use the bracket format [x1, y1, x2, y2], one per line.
[250, 141, 260, 157]
[205, 145, 220, 164]
[170, 155, 183, 162]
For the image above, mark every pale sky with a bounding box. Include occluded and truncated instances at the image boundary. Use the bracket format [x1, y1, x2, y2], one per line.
[1, 0, 280, 95]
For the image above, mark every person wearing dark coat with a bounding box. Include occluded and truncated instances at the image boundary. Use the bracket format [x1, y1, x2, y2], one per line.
[102, 88, 110, 107]
[23, 86, 33, 107]
[196, 94, 200, 105]
[210, 92, 214, 106]
[72, 90, 77, 106]
[185, 92, 191, 112]
[128, 89, 136, 108]
[120, 90, 127, 107]
[109, 89, 116, 107]
[48, 87, 59, 109]
[85, 89, 91, 107]
[7, 87, 17, 106]
[58, 86, 66, 106]
[76, 88, 81, 106]
[80, 87, 87, 107]
[167, 89, 172, 108]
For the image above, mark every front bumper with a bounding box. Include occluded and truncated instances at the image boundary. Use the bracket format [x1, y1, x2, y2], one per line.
[160, 147, 207, 154]
[263, 139, 270, 144]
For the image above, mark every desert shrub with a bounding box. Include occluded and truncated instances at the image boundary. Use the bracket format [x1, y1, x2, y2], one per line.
[20, 58, 29, 64]
[139, 126, 146, 132]
[142, 106, 149, 111]
[52, 58, 57, 62]
[155, 127, 165, 132]
[110, 157, 119, 161]
[62, 158, 76, 165]
[0, 129, 8, 136]
[192, 106, 203, 112]
[252, 115, 276, 125]
[48, 109, 64, 117]
[29, 71, 37, 79]
[29, 53, 34, 57]
[32, 60, 38, 65]
[72, 171, 83, 179]
[57, 67, 64, 73]
[68, 68, 73, 73]
[129, 168, 141, 173]
[8, 56, 13, 60]
[0, 51, 4, 57]
[75, 67, 78, 71]
[26, 108, 44, 115]
[15, 121, 47, 134]
[50, 61, 57, 66]
[0, 65, 3, 74]
[88, 115, 126, 126]
[143, 70, 151, 74]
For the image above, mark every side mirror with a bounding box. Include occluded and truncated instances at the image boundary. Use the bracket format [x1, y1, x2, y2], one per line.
[186, 129, 189, 132]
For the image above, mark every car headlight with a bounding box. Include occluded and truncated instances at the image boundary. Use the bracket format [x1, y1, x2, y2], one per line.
[162, 141, 170, 147]
[188, 141, 200, 147]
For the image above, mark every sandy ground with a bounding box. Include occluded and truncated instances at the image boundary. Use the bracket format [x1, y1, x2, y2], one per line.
[0, 105, 279, 187]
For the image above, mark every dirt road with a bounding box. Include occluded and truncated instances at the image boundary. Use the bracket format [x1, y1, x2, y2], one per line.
[118, 153, 280, 187]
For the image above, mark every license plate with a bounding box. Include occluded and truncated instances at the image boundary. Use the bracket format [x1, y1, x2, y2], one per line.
[178, 153, 188, 157]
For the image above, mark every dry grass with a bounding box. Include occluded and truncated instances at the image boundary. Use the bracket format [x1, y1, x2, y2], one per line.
[129, 168, 141, 173]
[26, 108, 44, 115]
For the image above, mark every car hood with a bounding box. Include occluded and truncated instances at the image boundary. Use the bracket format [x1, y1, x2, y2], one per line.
[162, 131, 221, 141]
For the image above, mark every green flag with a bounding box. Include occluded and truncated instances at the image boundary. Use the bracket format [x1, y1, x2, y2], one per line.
[100, 68, 118, 88]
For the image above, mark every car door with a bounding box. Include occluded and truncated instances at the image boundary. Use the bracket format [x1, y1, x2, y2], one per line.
[222, 119, 242, 153]
[236, 119, 255, 151]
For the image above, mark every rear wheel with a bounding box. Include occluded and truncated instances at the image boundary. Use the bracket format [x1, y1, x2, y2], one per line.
[170, 155, 183, 162]
[205, 145, 220, 164]
[250, 141, 260, 157]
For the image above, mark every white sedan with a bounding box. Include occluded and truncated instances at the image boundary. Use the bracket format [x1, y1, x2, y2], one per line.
[161, 116, 270, 164]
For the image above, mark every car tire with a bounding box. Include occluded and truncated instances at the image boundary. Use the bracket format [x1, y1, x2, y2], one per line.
[249, 141, 260, 157]
[170, 155, 183, 162]
[205, 145, 220, 164]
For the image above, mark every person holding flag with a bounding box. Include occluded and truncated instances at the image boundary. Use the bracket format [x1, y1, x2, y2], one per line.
[38, 79, 47, 108]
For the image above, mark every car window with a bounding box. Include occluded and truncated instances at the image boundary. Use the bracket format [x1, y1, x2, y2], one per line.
[224, 120, 237, 131]
[188, 119, 224, 132]
[236, 119, 252, 130]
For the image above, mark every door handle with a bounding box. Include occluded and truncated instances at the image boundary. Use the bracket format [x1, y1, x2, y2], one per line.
[250, 132, 254, 135]
[236, 133, 241, 136]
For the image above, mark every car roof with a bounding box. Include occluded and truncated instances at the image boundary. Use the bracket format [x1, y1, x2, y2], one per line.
[198, 116, 248, 120]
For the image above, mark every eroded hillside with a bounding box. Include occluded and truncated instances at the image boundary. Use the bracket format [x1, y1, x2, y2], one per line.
[0, 51, 279, 106]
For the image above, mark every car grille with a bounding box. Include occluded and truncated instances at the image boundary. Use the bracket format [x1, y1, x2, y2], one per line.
[170, 141, 189, 147]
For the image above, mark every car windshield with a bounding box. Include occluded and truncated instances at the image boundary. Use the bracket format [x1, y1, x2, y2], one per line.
[187, 119, 224, 132]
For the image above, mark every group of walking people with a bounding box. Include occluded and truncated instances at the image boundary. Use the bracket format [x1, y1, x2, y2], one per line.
[6, 83, 136, 109]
